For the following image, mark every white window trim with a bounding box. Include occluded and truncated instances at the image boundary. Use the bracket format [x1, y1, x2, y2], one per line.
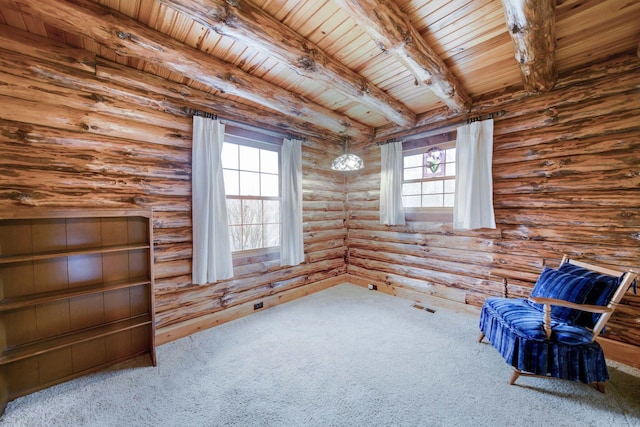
[402, 137, 456, 221]
[223, 126, 283, 257]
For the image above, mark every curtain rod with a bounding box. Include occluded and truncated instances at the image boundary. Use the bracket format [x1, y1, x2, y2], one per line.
[189, 108, 307, 141]
[376, 110, 506, 146]
[192, 110, 217, 120]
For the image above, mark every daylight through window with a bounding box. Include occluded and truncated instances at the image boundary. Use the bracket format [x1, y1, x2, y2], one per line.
[221, 134, 281, 253]
[402, 140, 456, 209]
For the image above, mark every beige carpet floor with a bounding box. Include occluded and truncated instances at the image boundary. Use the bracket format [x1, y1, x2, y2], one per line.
[2, 283, 640, 426]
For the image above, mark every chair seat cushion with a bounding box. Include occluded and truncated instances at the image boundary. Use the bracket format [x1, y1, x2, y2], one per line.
[479, 296, 609, 383]
[482, 297, 593, 345]
[529, 267, 597, 323]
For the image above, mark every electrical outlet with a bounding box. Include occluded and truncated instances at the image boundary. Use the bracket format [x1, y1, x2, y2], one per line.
[254, 302, 263, 310]
[367, 284, 377, 291]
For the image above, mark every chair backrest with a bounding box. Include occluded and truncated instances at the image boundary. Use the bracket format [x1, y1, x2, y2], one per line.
[560, 255, 637, 341]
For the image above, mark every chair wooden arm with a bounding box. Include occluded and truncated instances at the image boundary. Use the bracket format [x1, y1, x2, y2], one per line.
[528, 297, 613, 314]
[528, 297, 613, 340]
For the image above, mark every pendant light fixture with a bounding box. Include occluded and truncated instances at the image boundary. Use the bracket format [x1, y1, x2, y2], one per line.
[331, 137, 364, 171]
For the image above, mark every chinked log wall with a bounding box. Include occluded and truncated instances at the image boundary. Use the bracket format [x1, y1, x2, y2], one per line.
[0, 25, 347, 343]
[347, 53, 640, 351]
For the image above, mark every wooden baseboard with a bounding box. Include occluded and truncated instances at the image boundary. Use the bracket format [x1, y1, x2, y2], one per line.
[155, 274, 347, 346]
[597, 337, 640, 369]
[347, 275, 481, 316]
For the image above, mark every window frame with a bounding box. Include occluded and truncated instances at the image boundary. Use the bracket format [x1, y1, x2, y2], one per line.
[221, 125, 283, 264]
[401, 132, 457, 223]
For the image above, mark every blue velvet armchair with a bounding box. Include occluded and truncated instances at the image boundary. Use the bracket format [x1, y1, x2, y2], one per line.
[478, 255, 637, 392]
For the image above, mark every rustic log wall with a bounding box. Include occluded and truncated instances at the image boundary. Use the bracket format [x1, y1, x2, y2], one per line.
[0, 26, 347, 340]
[347, 53, 640, 348]
[1, 22, 638, 356]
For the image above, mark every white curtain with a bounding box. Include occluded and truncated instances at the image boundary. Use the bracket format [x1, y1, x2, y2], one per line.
[453, 119, 496, 230]
[380, 141, 405, 225]
[191, 116, 234, 284]
[280, 138, 305, 266]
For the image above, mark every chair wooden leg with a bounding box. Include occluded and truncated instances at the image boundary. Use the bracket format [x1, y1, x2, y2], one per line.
[594, 382, 606, 393]
[478, 332, 485, 343]
[509, 368, 521, 385]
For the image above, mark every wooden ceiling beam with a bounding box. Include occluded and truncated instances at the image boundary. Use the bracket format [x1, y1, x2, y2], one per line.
[159, 0, 415, 129]
[333, 0, 471, 113]
[502, 0, 557, 92]
[0, 0, 373, 140]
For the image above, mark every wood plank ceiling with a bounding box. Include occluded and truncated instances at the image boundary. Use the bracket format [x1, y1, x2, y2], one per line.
[0, 0, 638, 142]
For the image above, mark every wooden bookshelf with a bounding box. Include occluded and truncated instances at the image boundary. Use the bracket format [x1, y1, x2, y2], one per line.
[0, 209, 157, 415]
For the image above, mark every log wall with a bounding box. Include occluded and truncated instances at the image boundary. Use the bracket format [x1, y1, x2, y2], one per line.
[347, 53, 640, 349]
[0, 25, 348, 342]
[1, 22, 638, 357]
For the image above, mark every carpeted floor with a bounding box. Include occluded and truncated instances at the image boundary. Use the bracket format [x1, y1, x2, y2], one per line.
[2, 283, 640, 426]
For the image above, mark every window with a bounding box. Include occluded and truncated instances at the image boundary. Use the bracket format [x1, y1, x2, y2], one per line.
[402, 139, 456, 210]
[221, 128, 281, 254]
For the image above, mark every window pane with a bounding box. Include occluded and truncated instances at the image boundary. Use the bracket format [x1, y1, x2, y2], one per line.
[261, 150, 279, 174]
[229, 225, 242, 252]
[404, 154, 422, 168]
[243, 225, 263, 250]
[422, 194, 443, 207]
[422, 180, 443, 195]
[223, 133, 281, 254]
[221, 143, 238, 169]
[263, 200, 280, 223]
[261, 173, 279, 197]
[239, 145, 260, 172]
[402, 182, 421, 195]
[444, 179, 455, 193]
[445, 148, 456, 159]
[444, 194, 454, 207]
[445, 162, 456, 177]
[239, 171, 260, 196]
[403, 195, 421, 208]
[223, 170, 239, 196]
[264, 224, 280, 247]
[404, 167, 422, 180]
[242, 199, 262, 225]
[227, 199, 241, 225]
[402, 141, 455, 213]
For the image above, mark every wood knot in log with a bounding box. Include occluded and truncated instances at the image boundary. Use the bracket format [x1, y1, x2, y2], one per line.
[402, 31, 413, 47]
[8, 191, 34, 202]
[88, 93, 106, 103]
[116, 31, 132, 40]
[297, 55, 317, 72]
[510, 24, 522, 34]
[359, 79, 371, 95]
[221, 6, 238, 28]
[12, 128, 30, 142]
[225, 73, 239, 84]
